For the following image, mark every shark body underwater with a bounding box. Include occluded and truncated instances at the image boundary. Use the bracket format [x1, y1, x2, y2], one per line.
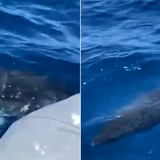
[92, 88, 160, 146]
[0, 67, 74, 119]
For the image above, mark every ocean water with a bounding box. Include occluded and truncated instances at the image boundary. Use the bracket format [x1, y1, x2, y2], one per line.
[0, 0, 80, 137]
[81, 0, 160, 160]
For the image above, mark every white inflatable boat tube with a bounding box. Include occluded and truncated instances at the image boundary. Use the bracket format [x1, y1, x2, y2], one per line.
[0, 94, 80, 160]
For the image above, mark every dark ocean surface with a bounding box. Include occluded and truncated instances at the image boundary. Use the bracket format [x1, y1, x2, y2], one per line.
[0, 0, 80, 138]
[81, 0, 160, 160]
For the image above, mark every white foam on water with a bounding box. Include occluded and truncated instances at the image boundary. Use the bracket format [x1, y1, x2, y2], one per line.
[0, 117, 5, 126]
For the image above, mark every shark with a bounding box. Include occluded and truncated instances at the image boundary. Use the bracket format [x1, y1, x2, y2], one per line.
[92, 88, 160, 146]
[0, 67, 75, 118]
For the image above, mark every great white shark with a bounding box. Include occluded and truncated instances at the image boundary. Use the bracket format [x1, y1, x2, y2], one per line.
[92, 88, 160, 146]
[0, 67, 75, 119]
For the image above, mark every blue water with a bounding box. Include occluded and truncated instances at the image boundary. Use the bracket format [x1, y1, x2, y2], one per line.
[81, 0, 160, 160]
[0, 0, 80, 137]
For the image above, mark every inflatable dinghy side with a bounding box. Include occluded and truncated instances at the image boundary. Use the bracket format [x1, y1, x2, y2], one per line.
[0, 94, 80, 160]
